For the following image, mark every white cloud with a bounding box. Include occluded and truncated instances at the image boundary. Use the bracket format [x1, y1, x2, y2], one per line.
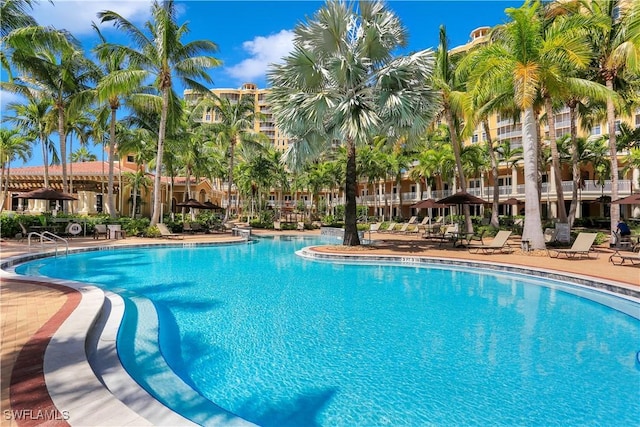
[226, 30, 295, 84]
[31, 0, 152, 36]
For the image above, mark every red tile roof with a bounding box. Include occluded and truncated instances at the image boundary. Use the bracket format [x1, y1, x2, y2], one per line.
[11, 161, 138, 176]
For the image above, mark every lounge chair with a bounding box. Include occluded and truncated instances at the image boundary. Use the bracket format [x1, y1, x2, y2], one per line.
[547, 232, 598, 259]
[273, 220, 282, 231]
[297, 221, 305, 231]
[369, 222, 382, 233]
[93, 224, 108, 240]
[156, 223, 183, 240]
[608, 247, 640, 266]
[385, 222, 397, 233]
[407, 216, 418, 225]
[468, 230, 513, 254]
[396, 223, 410, 233]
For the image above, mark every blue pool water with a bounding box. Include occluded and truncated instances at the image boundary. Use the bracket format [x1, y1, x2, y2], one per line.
[15, 236, 640, 426]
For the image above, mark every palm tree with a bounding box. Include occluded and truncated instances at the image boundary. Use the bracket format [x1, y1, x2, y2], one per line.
[3, 94, 54, 187]
[433, 25, 474, 232]
[98, 0, 221, 225]
[0, 0, 37, 37]
[465, 1, 550, 249]
[93, 24, 146, 219]
[70, 146, 97, 162]
[196, 94, 265, 221]
[582, 0, 640, 235]
[0, 127, 31, 211]
[4, 26, 98, 202]
[123, 170, 152, 219]
[268, 0, 438, 246]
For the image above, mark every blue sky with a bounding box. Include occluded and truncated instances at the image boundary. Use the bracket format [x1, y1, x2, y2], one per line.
[4, 0, 524, 166]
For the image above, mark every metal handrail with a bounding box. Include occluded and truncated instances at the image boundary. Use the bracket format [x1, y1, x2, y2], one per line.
[27, 231, 69, 256]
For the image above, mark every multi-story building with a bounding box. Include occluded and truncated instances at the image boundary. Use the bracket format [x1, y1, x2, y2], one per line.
[185, 82, 292, 153]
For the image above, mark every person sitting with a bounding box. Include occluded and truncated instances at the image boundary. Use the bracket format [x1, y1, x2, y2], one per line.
[616, 220, 631, 237]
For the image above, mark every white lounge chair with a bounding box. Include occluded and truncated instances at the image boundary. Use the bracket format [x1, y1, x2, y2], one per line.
[156, 223, 183, 239]
[547, 232, 598, 259]
[468, 230, 513, 254]
[385, 222, 397, 233]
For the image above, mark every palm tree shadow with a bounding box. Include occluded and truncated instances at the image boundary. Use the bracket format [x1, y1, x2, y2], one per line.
[240, 387, 338, 427]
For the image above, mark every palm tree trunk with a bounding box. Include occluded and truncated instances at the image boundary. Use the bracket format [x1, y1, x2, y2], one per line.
[131, 185, 138, 219]
[225, 137, 236, 222]
[0, 161, 6, 212]
[40, 127, 50, 188]
[522, 106, 546, 249]
[344, 138, 360, 246]
[484, 121, 500, 228]
[545, 96, 567, 223]
[151, 88, 170, 226]
[107, 108, 117, 218]
[606, 78, 619, 242]
[568, 101, 579, 227]
[445, 108, 472, 233]
[58, 105, 68, 211]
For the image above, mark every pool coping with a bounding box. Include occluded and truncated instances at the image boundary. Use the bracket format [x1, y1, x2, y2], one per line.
[2, 240, 639, 426]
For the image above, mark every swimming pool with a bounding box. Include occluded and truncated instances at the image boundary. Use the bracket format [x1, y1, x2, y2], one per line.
[15, 236, 640, 426]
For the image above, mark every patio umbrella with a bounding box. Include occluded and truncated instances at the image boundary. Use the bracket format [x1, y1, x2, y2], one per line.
[201, 201, 222, 210]
[410, 198, 447, 209]
[176, 198, 206, 208]
[15, 187, 77, 201]
[501, 197, 524, 205]
[436, 191, 490, 206]
[611, 193, 640, 205]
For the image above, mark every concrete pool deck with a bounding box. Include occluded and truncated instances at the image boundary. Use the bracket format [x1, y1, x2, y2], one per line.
[1, 229, 638, 425]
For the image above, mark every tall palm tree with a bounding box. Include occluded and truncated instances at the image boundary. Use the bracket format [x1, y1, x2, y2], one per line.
[4, 26, 98, 202]
[0, 127, 31, 211]
[3, 94, 54, 186]
[197, 94, 264, 221]
[465, 1, 550, 249]
[268, 0, 439, 246]
[582, 0, 640, 235]
[98, 0, 221, 225]
[93, 24, 146, 219]
[433, 25, 474, 232]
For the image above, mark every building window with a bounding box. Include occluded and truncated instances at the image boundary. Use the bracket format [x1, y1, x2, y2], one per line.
[127, 155, 134, 163]
[471, 134, 479, 143]
[591, 124, 601, 135]
[636, 114, 640, 129]
[481, 132, 486, 141]
[205, 114, 211, 121]
[615, 120, 621, 133]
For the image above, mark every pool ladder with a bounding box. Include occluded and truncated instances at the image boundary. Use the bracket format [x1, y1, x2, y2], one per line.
[27, 231, 69, 256]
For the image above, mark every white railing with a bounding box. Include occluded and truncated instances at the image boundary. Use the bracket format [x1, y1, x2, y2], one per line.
[27, 231, 69, 256]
